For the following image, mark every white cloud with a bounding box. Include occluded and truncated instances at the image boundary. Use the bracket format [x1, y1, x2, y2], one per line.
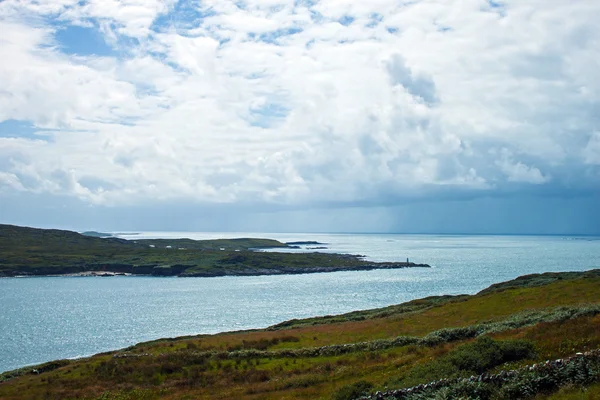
[0, 0, 598, 209]
[0, 171, 26, 192]
[496, 151, 550, 185]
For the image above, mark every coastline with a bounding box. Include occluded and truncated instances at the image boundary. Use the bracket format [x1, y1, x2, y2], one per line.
[1, 262, 431, 278]
[64, 271, 133, 277]
[0, 224, 431, 278]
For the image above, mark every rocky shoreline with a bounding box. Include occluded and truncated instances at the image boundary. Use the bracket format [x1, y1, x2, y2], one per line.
[3, 262, 430, 278]
[63, 271, 133, 277]
[179, 262, 431, 277]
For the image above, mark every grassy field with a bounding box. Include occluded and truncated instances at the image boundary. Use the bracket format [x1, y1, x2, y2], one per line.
[1, 270, 599, 399]
[0, 224, 427, 277]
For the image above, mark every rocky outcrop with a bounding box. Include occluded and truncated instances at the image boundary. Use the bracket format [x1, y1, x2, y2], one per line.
[2, 259, 429, 278]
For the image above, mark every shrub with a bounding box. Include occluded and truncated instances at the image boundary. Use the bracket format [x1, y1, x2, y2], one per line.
[430, 380, 494, 400]
[399, 337, 535, 387]
[446, 337, 535, 374]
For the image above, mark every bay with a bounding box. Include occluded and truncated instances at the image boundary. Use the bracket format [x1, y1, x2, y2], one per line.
[1, 233, 599, 373]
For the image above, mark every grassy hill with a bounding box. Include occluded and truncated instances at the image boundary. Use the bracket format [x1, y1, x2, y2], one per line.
[0, 224, 428, 277]
[1, 270, 599, 399]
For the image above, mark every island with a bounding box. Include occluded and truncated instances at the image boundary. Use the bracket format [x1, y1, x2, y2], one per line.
[80, 231, 113, 238]
[0, 224, 430, 277]
[286, 241, 327, 245]
[1, 269, 599, 399]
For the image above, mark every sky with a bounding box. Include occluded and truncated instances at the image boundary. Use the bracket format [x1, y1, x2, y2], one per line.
[0, 0, 599, 234]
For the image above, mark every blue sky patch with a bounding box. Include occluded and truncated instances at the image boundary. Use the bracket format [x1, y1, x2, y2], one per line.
[258, 27, 303, 44]
[367, 13, 384, 28]
[310, 10, 325, 23]
[339, 16, 355, 26]
[152, 1, 217, 32]
[294, 0, 317, 7]
[486, 0, 507, 17]
[54, 25, 113, 56]
[0, 120, 48, 141]
[248, 102, 289, 128]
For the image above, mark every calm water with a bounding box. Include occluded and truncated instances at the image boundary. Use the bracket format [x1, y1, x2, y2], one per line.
[1, 234, 599, 373]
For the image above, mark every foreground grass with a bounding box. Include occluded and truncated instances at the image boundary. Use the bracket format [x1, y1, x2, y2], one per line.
[544, 382, 600, 400]
[1, 270, 599, 399]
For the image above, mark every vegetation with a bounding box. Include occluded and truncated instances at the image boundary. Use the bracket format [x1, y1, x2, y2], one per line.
[332, 381, 374, 400]
[0, 224, 428, 277]
[1, 269, 599, 399]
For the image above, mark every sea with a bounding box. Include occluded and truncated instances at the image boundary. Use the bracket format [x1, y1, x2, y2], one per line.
[1, 233, 599, 373]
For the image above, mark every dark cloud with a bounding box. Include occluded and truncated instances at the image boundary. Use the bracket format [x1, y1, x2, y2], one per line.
[1, 190, 598, 235]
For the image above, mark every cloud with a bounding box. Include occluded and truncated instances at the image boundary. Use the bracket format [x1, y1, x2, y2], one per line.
[496, 152, 550, 184]
[0, 171, 26, 192]
[0, 0, 598, 225]
[386, 54, 438, 104]
[583, 132, 600, 165]
[0, 0, 177, 38]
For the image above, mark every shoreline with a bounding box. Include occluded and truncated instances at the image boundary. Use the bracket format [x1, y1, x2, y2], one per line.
[64, 271, 133, 277]
[2, 262, 431, 278]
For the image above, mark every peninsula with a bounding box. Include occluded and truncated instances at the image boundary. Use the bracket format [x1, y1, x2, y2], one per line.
[0, 224, 429, 277]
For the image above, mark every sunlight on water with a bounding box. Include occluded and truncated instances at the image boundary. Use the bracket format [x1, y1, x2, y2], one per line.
[1, 234, 599, 372]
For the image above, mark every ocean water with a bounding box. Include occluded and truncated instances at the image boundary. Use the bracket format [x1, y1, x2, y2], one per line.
[1, 233, 599, 373]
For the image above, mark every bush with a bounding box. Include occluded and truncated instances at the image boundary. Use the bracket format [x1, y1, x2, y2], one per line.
[433, 380, 494, 400]
[447, 337, 535, 374]
[397, 337, 535, 388]
[421, 326, 480, 346]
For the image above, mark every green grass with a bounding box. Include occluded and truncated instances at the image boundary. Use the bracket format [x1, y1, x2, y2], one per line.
[543, 382, 600, 399]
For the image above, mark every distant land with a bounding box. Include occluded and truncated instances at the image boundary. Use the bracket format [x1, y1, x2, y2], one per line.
[80, 231, 113, 238]
[1, 269, 599, 399]
[0, 224, 429, 277]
